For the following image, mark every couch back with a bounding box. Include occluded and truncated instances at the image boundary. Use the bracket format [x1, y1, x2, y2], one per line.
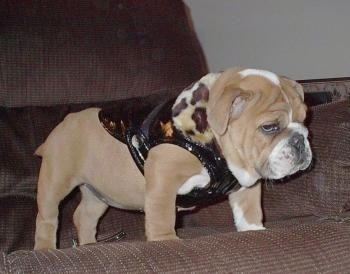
[0, 0, 207, 107]
[0, 0, 208, 198]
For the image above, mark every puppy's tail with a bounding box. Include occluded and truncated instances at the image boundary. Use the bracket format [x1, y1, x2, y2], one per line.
[34, 143, 45, 157]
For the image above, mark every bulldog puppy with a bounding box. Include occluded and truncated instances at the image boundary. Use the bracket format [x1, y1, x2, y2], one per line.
[34, 67, 312, 250]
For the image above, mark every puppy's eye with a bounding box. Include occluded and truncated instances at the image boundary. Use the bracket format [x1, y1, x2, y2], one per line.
[260, 124, 280, 134]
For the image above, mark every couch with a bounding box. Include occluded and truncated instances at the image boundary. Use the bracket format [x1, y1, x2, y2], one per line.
[1, 1, 349, 273]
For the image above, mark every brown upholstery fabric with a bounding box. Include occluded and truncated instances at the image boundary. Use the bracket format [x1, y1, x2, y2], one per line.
[1, 0, 350, 272]
[3, 223, 350, 273]
[0, 0, 207, 107]
[301, 78, 350, 102]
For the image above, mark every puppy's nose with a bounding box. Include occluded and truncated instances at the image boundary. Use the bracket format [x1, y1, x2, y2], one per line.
[290, 133, 305, 151]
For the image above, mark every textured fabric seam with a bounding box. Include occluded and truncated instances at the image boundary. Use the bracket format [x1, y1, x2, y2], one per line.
[1, 252, 9, 274]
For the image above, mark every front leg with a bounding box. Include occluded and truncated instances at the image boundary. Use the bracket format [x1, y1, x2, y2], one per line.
[144, 144, 203, 241]
[228, 182, 265, 231]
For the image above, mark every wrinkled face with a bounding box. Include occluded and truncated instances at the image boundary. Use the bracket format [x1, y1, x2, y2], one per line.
[229, 94, 313, 183]
[264, 122, 311, 180]
[208, 68, 312, 187]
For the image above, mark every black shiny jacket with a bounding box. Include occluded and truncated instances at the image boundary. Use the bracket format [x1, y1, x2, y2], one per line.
[99, 97, 238, 208]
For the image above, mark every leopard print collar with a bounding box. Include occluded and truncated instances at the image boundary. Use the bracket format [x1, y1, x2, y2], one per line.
[172, 72, 221, 145]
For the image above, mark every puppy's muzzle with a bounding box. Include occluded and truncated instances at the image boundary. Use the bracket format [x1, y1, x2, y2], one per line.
[289, 133, 307, 165]
[264, 129, 312, 179]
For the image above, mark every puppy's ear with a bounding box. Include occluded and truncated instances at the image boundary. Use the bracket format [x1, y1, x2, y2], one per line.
[280, 76, 307, 122]
[207, 68, 253, 135]
[208, 85, 252, 135]
[280, 76, 304, 101]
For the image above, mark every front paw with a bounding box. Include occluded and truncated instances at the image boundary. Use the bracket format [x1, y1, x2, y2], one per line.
[236, 223, 266, 232]
[147, 233, 180, 241]
[34, 238, 56, 250]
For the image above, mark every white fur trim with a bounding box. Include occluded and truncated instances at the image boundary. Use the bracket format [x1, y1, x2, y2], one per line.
[227, 163, 260, 187]
[199, 72, 221, 88]
[177, 168, 210, 195]
[232, 202, 266, 232]
[239, 69, 280, 86]
[268, 138, 294, 179]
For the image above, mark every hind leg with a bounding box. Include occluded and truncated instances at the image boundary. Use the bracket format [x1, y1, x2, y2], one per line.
[73, 185, 108, 245]
[34, 162, 77, 250]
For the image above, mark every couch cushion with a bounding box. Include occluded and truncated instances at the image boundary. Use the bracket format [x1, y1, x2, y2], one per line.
[263, 100, 350, 221]
[4, 222, 350, 273]
[0, 196, 36, 253]
[0, 0, 207, 107]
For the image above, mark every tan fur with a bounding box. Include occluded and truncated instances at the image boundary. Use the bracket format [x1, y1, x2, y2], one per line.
[229, 183, 263, 229]
[34, 68, 308, 250]
[34, 108, 145, 249]
[144, 144, 203, 240]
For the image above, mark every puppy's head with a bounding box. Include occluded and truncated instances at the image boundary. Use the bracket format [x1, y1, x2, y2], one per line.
[207, 68, 312, 187]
